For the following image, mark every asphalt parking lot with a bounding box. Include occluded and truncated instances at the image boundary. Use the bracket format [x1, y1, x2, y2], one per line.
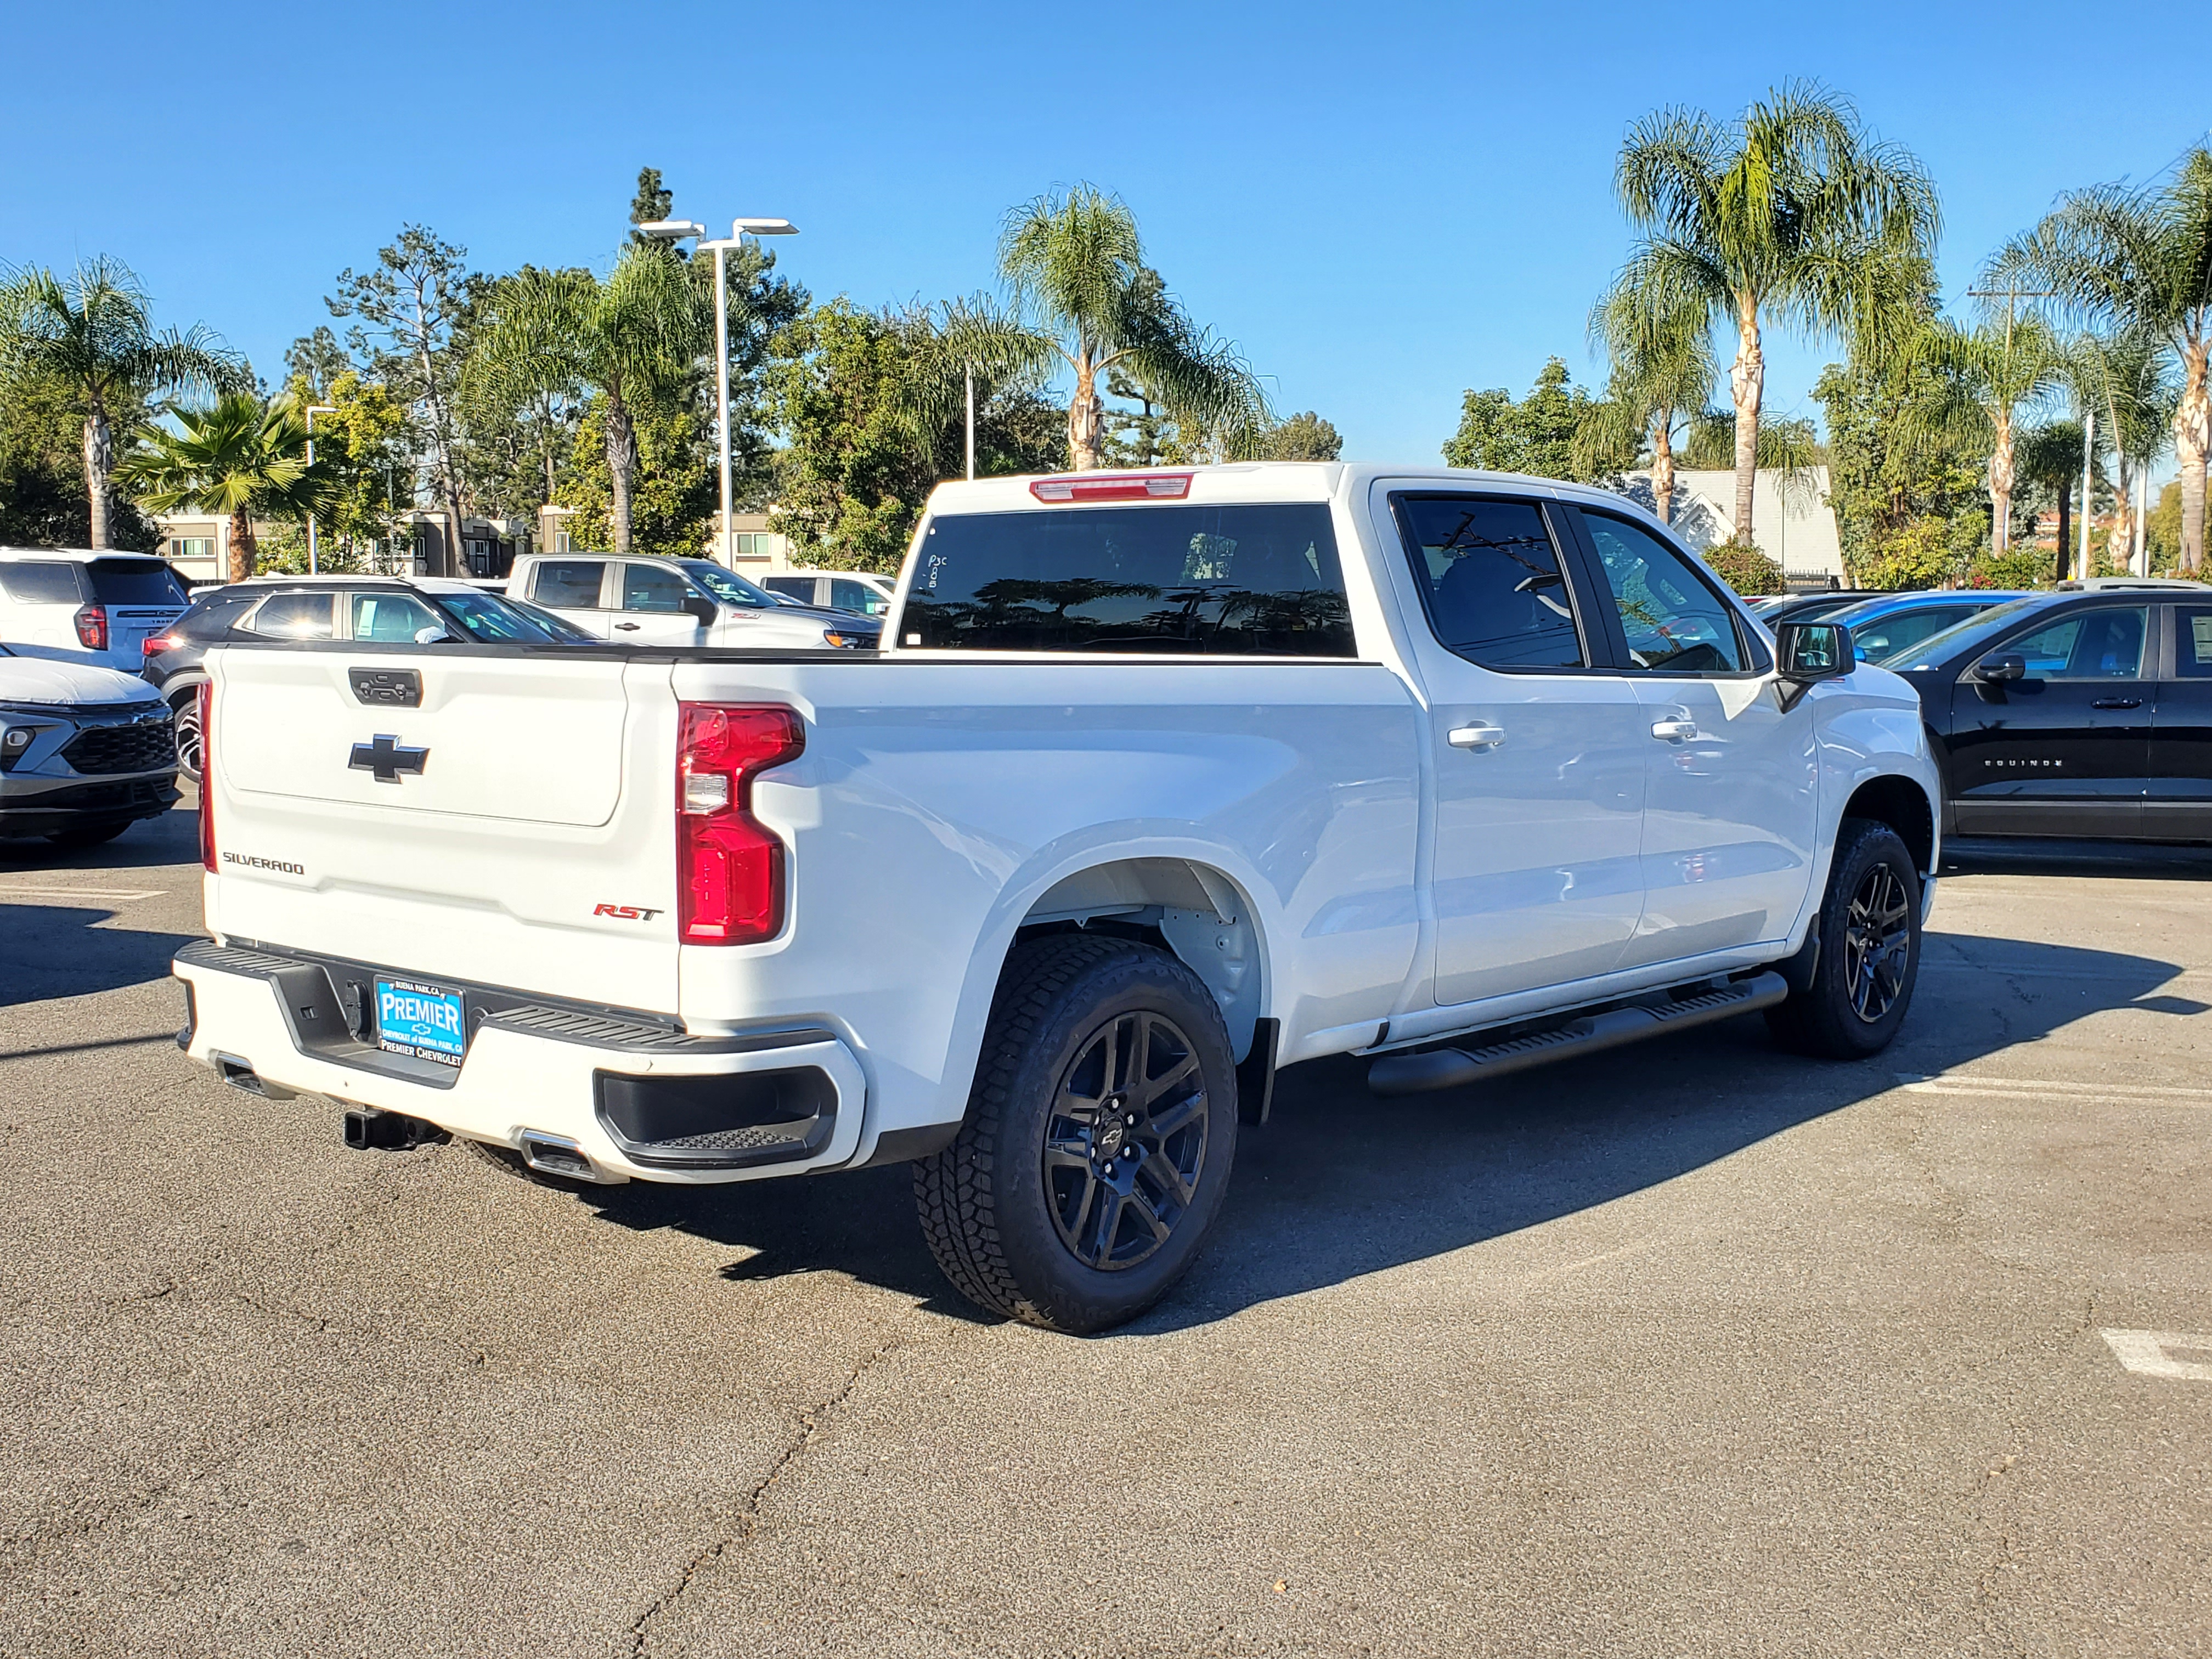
[2, 798, 2208, 1657]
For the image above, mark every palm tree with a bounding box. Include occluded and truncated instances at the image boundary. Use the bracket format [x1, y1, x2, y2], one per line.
[1900, 315, 2063, 555]
[1582, 280, 1719, 523]
[1994, 146, 2212, 570]
[890, 295, 1056, 470]
[117, 393, 327, 580]
[2017, 419, 2092, 581]
[466, 246, 704, 551]
[2058, 328, 2180, 576]
[1613, 82, 1938, 541]
[998, 186, 1266, 470]
[0, 257, 246, 547]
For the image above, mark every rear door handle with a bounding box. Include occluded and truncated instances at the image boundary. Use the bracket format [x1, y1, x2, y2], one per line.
[1448, 723, 1505, 751]
[2091, 696, 2142, 709]
[615, 622, 641, 632]
[1650, 718, 1699, 742]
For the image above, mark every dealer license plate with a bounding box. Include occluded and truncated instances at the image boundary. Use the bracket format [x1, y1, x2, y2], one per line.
[374, 976, 467, 1066]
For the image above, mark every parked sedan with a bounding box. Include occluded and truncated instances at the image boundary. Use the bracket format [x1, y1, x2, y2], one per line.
[144, 575, 598, 782]
[1882, 590, 2212, 842]
[1827, 590, 2028, 665]
[0, 645, 179, 848]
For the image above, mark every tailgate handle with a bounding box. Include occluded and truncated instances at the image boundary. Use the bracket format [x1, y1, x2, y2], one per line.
[349, 667, 422, 708]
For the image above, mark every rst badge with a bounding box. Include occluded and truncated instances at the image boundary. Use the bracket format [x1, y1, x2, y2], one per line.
[593, 904, 664, 922]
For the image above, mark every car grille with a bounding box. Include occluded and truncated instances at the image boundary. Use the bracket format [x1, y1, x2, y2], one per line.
[62, 719, 177, 775]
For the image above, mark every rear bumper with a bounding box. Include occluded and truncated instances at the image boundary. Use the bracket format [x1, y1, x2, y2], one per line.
[172, 940, 868, 1183]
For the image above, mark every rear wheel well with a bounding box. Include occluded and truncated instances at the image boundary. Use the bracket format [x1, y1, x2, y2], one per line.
[1011, 858, 1263, 1061]
[1842, 775, 1935, 876]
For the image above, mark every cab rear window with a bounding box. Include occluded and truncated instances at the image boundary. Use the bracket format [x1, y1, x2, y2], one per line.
[904, 504, 1354, 656]
[85, 558, 188, 606]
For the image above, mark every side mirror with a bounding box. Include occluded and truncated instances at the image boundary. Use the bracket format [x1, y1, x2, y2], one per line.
[1776, 620, 1854, 681]
[683, 595, 719, 628]
[411, 626, 456, 645]
[1973, 652, 2025, 684]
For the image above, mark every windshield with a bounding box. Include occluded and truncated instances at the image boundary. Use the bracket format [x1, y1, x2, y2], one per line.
[434, 588, 581, 644]
[1881, 598, 2048, 669]
[675, 560, 775, 610]
[500, 596, 597, 642]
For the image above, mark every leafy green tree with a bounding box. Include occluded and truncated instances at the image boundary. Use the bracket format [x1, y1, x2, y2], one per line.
[284, 325, 352, 400]
[461, 265, 593, 514]
[998, 185, 1266, 470]
[0, 257, 247, 546]
[2016, 419, 2095, 582]
[1582, 280, 1719, 521]
[1261, 411, 1342, 461]
[765, 300, 1065, 571]
[0, 370, 160, 549]
[297, 369, 413, 563]
[466, 246, 706, 552]
[1815, 343, 1984, 573]
[628, 167, 674, 246]
[1443, 358, 1622, 479]
[1994, 145, 2212, 569]
[1613, 82, 1938, 543]
[326, 227, 481, 571]
[554, 398, 714, 555]
[118, 392, 328, 580]
[2061, 327, 2177, 574]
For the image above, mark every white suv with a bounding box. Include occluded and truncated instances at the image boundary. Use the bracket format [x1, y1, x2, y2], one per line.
[510, 554, 879, 649]
[0, 549, 192, 672]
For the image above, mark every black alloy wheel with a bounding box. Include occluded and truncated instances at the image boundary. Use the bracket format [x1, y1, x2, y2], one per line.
[1045, 1008, 1211, 1272]
[1767, 816, 1922, 1060]
[914, 934, 1239, 1333]
[1843, 861, 1912, 1023]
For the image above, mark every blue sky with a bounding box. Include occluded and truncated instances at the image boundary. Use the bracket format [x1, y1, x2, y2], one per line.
[4, 0, 2205, 463]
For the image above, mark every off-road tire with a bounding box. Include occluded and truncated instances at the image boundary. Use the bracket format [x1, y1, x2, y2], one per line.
[913, 935, 1238, 1334]
[1767, 817, 1922, 1059]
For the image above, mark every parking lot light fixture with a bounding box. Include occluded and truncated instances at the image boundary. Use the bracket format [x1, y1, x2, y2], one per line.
[305, 404, 336, 574]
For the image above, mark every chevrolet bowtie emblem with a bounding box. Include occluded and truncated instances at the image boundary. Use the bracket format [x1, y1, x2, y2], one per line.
[349, 733, 430, 784]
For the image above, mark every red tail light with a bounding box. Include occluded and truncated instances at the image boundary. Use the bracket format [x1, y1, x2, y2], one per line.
[676, 703, 804, 945]
[1028, 472, 1192, 503]
[74, 604, 109, 652]
[198, 681, 215, 874]
[144, 632, 180, 661]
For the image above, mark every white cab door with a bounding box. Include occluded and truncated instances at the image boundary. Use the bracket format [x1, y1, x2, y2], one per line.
[1380, 488, 1649, 1007]
[1576, 507, 1818, 964]
[523, 558, 614, 639]
[610, 562, 707, 645]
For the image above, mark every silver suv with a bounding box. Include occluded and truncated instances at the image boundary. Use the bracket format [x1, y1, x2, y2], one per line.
[0, 645, 179, 848]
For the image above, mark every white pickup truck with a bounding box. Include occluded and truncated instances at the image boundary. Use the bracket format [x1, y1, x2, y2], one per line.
[176, 463, 1940, 1332]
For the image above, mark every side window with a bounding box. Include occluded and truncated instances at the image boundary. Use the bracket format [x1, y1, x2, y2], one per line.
[529, 560, 606, 610]
[830, 578, 885, 617]
[1392, 495, 1583, 669]
[178, 595, 257, 639]
[762, 577, 813, 602]
[621, 564, 693, 612]
[1582, 512, 1747, 674]
[348, 592, 443, 642]
[243, 592, 336, 640]
[1853, 606, 1974, 663]
[2003, 606, 2148, 680]
[2175, 608, 2212, 678]
[0, 562, 87, 604]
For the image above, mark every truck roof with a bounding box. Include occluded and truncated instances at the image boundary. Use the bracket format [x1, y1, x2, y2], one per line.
[919, 461, 1668, 522]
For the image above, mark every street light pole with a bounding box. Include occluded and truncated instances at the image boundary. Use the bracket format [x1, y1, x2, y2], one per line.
[2079, 413, 2095, 582]
[640, 215, 798, 564]
[965, 364, 975, 481]
[304, 404, 336, 574]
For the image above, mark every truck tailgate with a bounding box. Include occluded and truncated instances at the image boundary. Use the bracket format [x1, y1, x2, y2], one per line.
[204, 645, 682, 1013]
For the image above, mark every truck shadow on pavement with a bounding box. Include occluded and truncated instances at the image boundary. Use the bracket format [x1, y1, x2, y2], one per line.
[0, 902, 200, 1012]
[561, 931, 2198, 1333]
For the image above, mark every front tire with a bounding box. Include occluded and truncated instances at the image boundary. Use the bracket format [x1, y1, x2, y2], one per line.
[914, 935, 1238, 1334]
[1768, 817, 1922, 1058]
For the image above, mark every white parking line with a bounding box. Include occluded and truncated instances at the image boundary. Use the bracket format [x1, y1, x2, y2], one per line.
[2101, 1329, 2212, 1382]
[1896, 1073, 2212, 1104]
[0, 885, 166, 902]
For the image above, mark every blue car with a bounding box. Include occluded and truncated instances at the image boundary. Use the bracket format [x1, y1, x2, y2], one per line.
[1827, 590, 2032, 665]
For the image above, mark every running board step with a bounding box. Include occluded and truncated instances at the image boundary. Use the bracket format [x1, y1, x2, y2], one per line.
[1366, 972, 1790, 1097]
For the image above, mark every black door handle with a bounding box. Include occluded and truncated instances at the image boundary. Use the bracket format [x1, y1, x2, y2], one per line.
[2091, 697, 2142, 709]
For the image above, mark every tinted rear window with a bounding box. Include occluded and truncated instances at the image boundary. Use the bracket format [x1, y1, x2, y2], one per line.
[86, 558, 188, 606]
[530, 560, 605, 608]
[905, 504, 1354, 656]
[176, 594, 257, 638]
[1, 562, 87, 604]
